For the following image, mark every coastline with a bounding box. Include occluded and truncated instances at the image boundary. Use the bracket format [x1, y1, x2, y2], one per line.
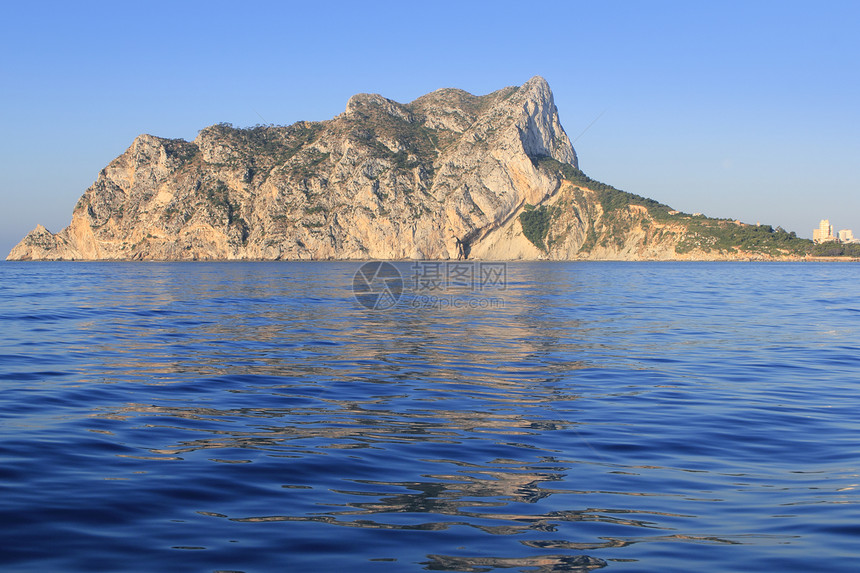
[3, 256, 857, 263]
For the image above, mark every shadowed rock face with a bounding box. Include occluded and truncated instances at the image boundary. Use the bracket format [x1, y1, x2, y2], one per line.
[7, 77, 804, 262]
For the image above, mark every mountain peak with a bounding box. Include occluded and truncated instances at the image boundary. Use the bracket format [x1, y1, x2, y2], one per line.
[522, 75, 551, 93]
[508, 76, 577, 167]
[344, 93, 412, 122]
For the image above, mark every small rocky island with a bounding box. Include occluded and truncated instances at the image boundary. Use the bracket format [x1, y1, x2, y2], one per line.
[7, 77, 813, 261]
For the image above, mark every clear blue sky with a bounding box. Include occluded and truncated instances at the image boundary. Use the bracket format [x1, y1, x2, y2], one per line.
[2, 0, 858, 255]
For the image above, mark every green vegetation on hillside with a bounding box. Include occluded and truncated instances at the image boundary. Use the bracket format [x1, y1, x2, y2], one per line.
[519, 204, 557, 250]
[163, 139, 200, 163]
[208, 122, 323, 168]
[533, 156, 673, 218]
[406, 85, 517, 139]
[205, 180, 249, 244]
[809, 242, 860, 257]
[291, 149, 330, 180]
[531, 155, 832, 257]
[342, 104, 439, 174]
[675, 222, 809, 255]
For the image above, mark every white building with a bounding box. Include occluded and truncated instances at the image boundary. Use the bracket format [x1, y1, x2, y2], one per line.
[813, 219, 835, 243]
[838, 229, 855, 243]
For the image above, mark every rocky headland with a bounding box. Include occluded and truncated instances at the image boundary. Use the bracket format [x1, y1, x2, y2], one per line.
[7, 76, 812, 261]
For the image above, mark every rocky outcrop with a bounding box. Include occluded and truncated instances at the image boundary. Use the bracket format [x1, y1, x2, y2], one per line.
[7, 76, 806, 261]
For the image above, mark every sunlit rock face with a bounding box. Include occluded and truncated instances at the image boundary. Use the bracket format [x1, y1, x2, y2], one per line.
[9, 77, 790, 262]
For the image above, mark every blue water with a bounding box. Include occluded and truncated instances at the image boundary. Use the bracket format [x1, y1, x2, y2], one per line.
[1, 261, 858, 572]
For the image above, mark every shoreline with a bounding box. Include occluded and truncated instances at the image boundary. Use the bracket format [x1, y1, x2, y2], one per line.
[4, 257, 858, 263]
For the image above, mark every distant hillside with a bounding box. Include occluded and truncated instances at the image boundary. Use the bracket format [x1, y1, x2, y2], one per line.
[515, 157, 815, 260]
[7, 76, 824, 261]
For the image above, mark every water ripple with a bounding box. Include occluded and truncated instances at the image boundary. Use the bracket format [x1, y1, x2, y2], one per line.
[1, 261, 858, 572]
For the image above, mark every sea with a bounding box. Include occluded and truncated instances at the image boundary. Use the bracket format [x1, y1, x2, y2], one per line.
[1, 261, 858, 572]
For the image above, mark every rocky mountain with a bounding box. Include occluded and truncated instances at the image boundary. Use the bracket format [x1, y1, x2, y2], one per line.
[7, 76, 810, 261]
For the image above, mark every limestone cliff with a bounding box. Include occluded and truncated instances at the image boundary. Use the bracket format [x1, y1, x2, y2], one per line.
[7, 76, 808, 261]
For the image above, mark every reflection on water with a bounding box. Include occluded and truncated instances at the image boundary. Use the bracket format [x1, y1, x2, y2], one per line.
[1, 262, 859, 572]
[422, 554, 607, 572]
